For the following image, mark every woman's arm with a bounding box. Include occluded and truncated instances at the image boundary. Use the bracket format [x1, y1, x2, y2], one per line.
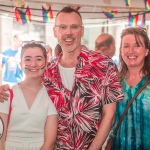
[40, 114, 58, 150]
[0, 113, 8, 150]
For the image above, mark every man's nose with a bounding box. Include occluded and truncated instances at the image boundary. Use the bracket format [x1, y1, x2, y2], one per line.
[65, 26, 72, 34]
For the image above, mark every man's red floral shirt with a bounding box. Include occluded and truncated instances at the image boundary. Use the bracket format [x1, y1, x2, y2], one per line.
[42, 46, 123, 150]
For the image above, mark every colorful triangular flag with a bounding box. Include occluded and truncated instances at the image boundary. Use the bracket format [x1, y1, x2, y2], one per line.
[103, 8, 118, 19]
[144, 0, 150, 10]
[14, 0, 26, 8]
[128, 12, 138, 26]
[68, 6, 81, 11]
[141, 13, 146, 28]
[14, 7, 31, 24]
[73, 6, 80, 11]
[42, 4, 53, 23]
[125, 0, 131, 8]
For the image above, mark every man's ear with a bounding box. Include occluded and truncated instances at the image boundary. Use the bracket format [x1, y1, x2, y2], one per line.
[53, 27, 57, 38]
[81, 26, 84, 37]
[109, 44, 115, 57]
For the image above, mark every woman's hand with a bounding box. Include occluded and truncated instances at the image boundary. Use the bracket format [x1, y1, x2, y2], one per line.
[0, 84, 10, 102]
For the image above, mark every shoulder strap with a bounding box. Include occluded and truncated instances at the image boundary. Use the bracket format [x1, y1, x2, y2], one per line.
[113, 79, 150, 136]
[7, 89, 14, 127]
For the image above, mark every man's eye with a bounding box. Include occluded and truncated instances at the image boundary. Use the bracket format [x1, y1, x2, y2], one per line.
[71, 25, 78, 29]
[60, 26, 67, 29]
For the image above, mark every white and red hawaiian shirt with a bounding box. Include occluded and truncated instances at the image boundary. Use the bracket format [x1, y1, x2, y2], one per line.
[42, 45, 123, 150]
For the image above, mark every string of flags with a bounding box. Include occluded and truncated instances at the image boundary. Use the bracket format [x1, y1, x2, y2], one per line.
[125, 0, 150, 10]
[13, 0, 149, 27]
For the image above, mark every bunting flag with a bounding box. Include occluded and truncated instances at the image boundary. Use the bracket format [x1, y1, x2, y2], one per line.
[130, 8, 139, 13]
[144, 0, 150, 10]
[42, 5, 53, 23]
[14, 0, 26, 8]
[141, 13, 146, 28]
[73, 6, 80, 11]
[125, 0, 131, 8]
[68, 6, 80, 11]
[14, 7, 31, 24]
[103, 8, 118, 19]
[128, 12, 138, 26]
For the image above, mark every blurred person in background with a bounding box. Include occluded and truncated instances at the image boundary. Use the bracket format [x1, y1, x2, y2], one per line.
[54, 44, 62, 58]
[45, 45, 53, 62]
[1, 34, 23, 87]
[95, 33, 119, 68]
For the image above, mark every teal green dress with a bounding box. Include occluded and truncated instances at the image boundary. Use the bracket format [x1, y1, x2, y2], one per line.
[113, 76, 150, 150]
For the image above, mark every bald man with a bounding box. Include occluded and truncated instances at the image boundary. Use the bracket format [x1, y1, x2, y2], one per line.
[95, 33, 119, 68]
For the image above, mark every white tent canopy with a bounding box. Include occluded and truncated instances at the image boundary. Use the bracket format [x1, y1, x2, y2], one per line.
[0, 0, 149, 23]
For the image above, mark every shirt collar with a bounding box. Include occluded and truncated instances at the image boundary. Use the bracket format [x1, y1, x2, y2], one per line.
[52, 45, 90, 68]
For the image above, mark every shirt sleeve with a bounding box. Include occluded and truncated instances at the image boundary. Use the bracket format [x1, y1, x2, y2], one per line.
[47, 97, 58, 116]
[102, 60, 124, 105]
[0, 91, 10, 114]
